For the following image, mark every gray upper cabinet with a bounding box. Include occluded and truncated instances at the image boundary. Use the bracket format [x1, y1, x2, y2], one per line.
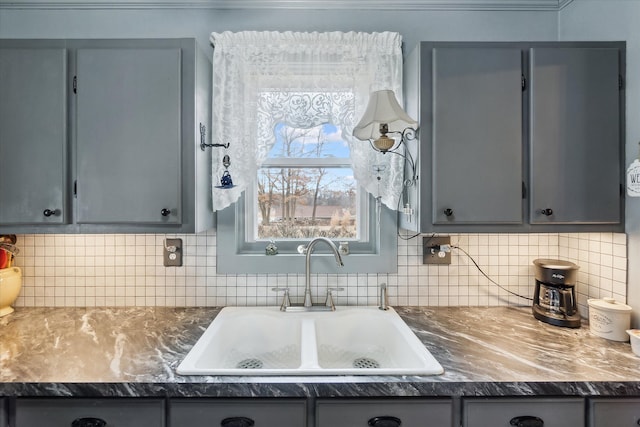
[402, 41, 624, 233]
[0, 38, 213, 233]
[432, 47, 523, 225]
[76, 47, 182, 225]
[0, 44, 68, 225]
[530, 47, 622, 225]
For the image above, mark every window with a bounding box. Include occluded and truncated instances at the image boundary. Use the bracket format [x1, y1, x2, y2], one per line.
[217, 91, 397, 274]
[254, 122, 360, 241]
[211, 31, 403, 274]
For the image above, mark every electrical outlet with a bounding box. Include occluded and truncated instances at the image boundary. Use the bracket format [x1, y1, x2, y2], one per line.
[423, 236, 451, 265]
[163, 238, 183, 267]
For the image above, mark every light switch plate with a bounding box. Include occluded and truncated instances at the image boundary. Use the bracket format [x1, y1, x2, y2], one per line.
[423, 236, 451, 265]
[163, 238, 183, 267]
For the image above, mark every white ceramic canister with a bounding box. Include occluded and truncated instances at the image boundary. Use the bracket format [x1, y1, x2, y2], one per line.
[587, 298, 632, 341]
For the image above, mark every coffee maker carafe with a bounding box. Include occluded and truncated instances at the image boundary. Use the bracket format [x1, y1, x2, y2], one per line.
[532, 259, 581, 328]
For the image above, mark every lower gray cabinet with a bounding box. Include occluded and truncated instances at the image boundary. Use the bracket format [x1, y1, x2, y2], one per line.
[0, 398, 6, 427]
[15, 398, 164, 427]
[589, 398, 640, 427]
[316, 398, 453, 427]
[463, 397, 584, 427]
[169, 398, 306, 427]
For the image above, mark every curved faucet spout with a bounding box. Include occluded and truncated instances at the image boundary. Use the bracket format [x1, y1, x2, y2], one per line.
[304, 237, 344, 307]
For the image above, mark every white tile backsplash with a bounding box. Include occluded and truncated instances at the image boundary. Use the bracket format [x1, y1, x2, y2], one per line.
[11, 231, 627, 314]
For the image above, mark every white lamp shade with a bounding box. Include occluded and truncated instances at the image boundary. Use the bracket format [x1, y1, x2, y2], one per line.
[352, 89, 418, 140]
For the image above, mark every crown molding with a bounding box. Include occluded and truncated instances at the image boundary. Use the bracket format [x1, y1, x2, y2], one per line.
[0, 0, 575, 11]
[558, 0, 574, 9]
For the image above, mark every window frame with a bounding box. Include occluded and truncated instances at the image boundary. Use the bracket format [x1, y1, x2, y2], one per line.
[216, 191, 397, 274]
[215, 83, 398, 275]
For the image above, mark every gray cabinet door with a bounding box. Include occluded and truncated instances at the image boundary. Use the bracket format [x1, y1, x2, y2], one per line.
[432, 47, 523, 225]
[15, 398, 164, 427]
[589, 398, 640, 427]
[530, 47, 622, 225]
[317, 398, 453, 427]
[0, 398, 5, 427]
[76, 47, 181, 224]
[463, 397, 585, 427]
[170, 398, 307, 427]
[0, 47, 67, 225]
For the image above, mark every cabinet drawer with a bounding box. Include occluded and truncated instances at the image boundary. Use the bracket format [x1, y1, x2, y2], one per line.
[589, 398, 640, 427]
[169, 398, 306, 427]
[463, 397, 584, 427]
[316, 398, 453, 427]
[15, 398, 164, 427]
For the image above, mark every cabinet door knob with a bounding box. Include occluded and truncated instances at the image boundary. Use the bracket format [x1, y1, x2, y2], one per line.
[221, 417, 255, 427]
[541, 208, 553, 216]
[43, 209, 58, 217]
[509, 415, 544, 427]
[161, 208, 171, 217]
[71, 418, 107, 427]
[368, 416, 402, 427]
[444, 208, 454, 217]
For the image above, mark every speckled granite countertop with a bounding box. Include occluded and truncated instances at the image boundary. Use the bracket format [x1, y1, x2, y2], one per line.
[1, 306, 639, 398]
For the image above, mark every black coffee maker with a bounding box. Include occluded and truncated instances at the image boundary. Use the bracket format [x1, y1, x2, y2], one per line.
[532, 259, 581, 328]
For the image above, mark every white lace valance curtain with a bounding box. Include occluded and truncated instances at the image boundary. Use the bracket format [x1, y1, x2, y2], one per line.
[209, 30, 405, 212]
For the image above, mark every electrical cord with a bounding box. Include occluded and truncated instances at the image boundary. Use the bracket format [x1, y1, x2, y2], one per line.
[451, 244, 533, 302]
[398, 229, 421, 240]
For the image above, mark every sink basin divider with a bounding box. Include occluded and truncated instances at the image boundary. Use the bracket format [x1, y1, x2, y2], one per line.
[299, 318, 319, 369]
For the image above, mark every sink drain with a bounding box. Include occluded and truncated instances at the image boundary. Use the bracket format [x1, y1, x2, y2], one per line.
[236, 358, 263, 369]
[353, 357, 380, 369]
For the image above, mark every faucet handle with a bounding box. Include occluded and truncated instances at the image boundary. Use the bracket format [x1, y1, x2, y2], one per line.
[271, 287, 291, 311]
[324, 287, 344, 310]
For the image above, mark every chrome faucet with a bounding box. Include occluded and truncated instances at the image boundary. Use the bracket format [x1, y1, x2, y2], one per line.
[303, 237, 344, 308]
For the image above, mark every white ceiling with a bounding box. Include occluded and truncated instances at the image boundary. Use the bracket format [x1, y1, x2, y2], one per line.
[0, 0, 575, 10]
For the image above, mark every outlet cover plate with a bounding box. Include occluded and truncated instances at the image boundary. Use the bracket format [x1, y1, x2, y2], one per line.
[163, 238, 183, 267]
[423, 236, 451, 265]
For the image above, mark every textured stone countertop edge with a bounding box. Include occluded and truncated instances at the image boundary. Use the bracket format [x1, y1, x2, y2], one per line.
[2, 381, 640, 399]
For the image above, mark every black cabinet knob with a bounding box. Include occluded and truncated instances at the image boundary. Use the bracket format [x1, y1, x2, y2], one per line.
[43, 209, 57, 217]
[161, 208, 171, 217]
[368, 416, 402, 427]
[72, 418, 107, 427]
[221, 417, 255, 427]
[541, 208, 553, 216]
[444, 208, 453, 217]
[510, 415, 544, 427]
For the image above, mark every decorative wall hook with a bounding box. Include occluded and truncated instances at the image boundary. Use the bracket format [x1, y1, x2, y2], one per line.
[199, 123, 230, 151]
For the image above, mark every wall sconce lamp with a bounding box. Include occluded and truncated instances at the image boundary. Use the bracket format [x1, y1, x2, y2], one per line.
[353, 89, 418, 153]
[353, 89, 419, 184]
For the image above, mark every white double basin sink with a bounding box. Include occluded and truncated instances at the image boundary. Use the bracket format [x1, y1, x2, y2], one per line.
[177, 306, 444, 376]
